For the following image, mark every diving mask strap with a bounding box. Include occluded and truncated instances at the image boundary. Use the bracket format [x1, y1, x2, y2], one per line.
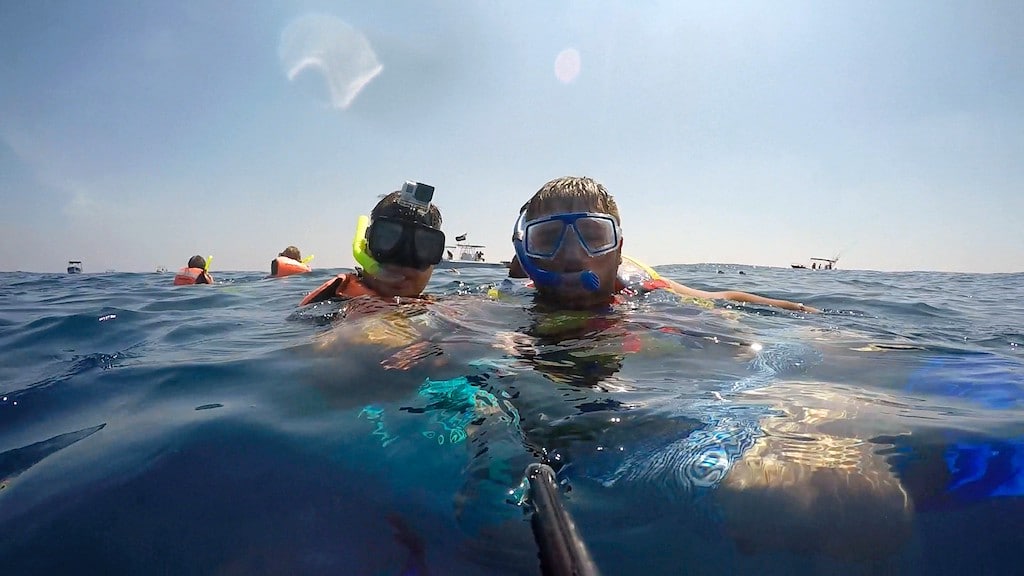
[513, 212, 600, 292]
[352, 215, 381, 275]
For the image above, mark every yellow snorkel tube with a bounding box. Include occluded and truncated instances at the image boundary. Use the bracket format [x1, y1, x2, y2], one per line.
[352, 215, 380, 275]
[622, 254, 660, 280]
[301, 254, 315, 265]
[204, 255, 213, 272]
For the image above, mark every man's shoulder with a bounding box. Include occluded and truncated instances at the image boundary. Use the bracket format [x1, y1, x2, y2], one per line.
[301, 273, 368, 306]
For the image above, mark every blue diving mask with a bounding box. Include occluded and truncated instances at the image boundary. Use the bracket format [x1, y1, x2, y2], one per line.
[512, 211, 622, 291]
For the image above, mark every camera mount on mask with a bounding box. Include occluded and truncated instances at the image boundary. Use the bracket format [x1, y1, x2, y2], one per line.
[398, 181, 435, 214]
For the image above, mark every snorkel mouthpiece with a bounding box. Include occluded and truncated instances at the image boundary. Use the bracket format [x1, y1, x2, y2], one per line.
[352, 215, 381, 275]
[580, 270, 600, 292]
[524, 265, 600, 292]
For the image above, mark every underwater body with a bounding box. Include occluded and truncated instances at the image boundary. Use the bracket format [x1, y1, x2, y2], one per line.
[1, 265, 1023, 575]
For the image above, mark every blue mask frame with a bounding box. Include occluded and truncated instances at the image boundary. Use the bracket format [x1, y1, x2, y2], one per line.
[518, 212, 621, 259]
[513, 211, 614, 291]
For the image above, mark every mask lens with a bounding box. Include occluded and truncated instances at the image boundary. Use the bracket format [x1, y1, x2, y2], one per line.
[414, 227, 446, 265]
[525, 219, 566, 258]
[575, 217, 617, 254]
[369, 220, 405, 255]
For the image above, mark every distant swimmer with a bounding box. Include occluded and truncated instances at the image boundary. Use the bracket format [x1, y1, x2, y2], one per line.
[174, 255, 214, 285]
[509, 176, 817, 312]
[300, 181, 445, 305]
[270, 245, 313, 277]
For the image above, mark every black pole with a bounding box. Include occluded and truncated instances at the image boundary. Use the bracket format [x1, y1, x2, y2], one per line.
[526, 463, 600, 576]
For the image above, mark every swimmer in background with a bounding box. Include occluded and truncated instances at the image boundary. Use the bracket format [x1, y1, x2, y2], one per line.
[271, 245, 313, 277]
[173, 255, 214, 285]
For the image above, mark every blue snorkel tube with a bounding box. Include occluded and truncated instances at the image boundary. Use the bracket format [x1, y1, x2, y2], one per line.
[513, 212, 601, 292]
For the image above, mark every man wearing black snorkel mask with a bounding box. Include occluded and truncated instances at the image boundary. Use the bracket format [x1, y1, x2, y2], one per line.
[510, 176, 818, 312]
[300, 181, 445, 305]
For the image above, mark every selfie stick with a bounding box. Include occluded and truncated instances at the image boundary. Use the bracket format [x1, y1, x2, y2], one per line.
[527, 463, 600, 576]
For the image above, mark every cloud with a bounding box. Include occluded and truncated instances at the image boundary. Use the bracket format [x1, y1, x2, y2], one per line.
[279, 14, 383, 110]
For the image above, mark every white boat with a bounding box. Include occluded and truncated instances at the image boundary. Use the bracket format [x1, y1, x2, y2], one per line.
[792, 256, 838, 270]
[442, 236, 507, 269]
[67, 260, 83, 274]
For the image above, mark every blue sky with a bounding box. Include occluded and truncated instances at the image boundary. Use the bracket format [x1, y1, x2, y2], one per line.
[2, 1, 1021, 273]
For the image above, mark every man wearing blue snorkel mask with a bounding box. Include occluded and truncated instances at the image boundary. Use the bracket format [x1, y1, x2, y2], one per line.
[512, 176, 817, 312]
[513, 178, 624, 309]
[301, 182, 445, 305]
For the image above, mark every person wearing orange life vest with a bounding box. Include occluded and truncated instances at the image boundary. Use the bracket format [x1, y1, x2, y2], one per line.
[173, 255, 214, 285]
[512, 176, 819, 312]
[299, 181, 445, 306]
[271, 245, 312, 277]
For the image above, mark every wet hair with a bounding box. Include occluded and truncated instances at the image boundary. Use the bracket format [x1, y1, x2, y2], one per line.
[279, 246, 301, 260]
[522, 176, 620, 224]
[188, 255, 206, 269]
[371, 191, 443, 230]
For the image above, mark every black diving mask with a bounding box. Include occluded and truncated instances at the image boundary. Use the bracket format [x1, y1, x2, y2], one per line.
[367, 217, 446, 270]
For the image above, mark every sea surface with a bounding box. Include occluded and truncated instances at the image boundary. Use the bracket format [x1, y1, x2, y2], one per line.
[1, 264, 1022, 575]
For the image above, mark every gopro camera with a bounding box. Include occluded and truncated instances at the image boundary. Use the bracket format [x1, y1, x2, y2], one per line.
[399, 181, 434, 213]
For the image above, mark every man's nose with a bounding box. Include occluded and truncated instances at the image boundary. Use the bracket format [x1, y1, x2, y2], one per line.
[556, 229, 588, 263]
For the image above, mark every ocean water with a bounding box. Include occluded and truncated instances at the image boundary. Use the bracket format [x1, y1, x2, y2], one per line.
[1, 264, 1022, 576]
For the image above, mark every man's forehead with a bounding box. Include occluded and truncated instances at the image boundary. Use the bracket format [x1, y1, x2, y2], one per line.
[533, 197, 600, 215]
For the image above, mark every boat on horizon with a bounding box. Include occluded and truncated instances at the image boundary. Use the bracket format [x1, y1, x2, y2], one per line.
[67, 260, 82, 274]
[792, 256, 839, 270]
[442, 234, 508, 269]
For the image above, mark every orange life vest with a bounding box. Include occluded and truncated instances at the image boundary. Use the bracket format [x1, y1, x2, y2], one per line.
[612, 277, 670, 303]
[299, 273, 377, 306]
[272, 256, 311, 277]
[174, 267, 206, 285]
